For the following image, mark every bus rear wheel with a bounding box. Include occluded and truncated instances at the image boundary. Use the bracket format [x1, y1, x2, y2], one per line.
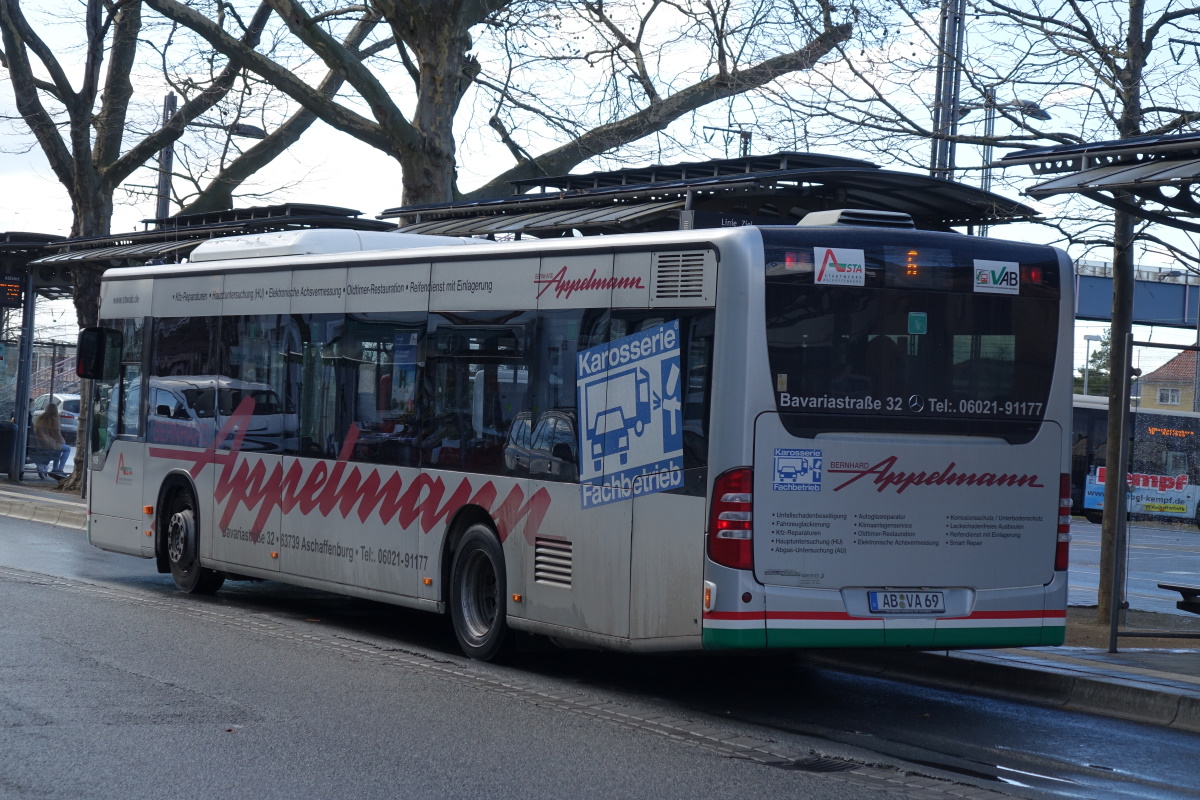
[449, 524, 510, 661]
[165, 489, 225, 595]
[1083, 510, 1103, 525]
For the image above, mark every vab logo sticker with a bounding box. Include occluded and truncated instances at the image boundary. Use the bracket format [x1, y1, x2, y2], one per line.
[115, 452, 134, 485]
[815, 247, 866, 286]
[973, 259, 1020, 295]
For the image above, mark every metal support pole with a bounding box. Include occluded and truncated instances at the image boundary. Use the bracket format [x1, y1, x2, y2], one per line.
[1084, 339, 1093, 395]
[8, 269, 35, 480]
[1108, 332, 1135, 652]
[155, 92, 178, 221]
[48, 341, 57, 402]
[980, 89, 996, 195]
[979, 89, 996, 237]
[930, 0, 966, 180]
[1193, 278, 1200, 412]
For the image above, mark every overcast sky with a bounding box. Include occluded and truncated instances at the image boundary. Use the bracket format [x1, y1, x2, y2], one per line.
[2, 2, 1197, 368]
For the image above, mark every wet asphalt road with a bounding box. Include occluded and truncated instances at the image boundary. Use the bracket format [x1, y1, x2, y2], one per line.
[1, 516, 1198, 799]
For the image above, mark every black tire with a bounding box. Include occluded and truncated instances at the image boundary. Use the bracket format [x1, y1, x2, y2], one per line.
[449, 524, 511, 661]
[1083, 510, 1103, 525]
[165, 488, 225, 595]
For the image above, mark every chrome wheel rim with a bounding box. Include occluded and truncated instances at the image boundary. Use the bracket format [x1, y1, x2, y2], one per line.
[167, 509, 193, 565]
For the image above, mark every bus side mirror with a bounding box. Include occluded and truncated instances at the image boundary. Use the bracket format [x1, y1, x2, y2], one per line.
[77, 327, 123, 380]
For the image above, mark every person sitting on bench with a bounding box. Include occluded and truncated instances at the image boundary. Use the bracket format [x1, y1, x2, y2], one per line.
[32, 403, 70, 480]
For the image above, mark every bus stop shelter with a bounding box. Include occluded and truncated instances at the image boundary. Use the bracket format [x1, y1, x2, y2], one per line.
[380, 151, 1040, 235]
[1001, 131, 1200, 647]
[1, 232, 67, 480]
[9, 204, 394, 483]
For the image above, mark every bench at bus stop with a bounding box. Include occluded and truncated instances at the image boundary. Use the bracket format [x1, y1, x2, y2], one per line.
[1158, 583, 1200, 616]
[23, 446, 60, 480]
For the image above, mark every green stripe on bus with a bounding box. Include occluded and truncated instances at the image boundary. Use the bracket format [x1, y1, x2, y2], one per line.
[766, 629, 887, 648]
[704, 625, 1060, 650]
[1040, 626, 1066, 647]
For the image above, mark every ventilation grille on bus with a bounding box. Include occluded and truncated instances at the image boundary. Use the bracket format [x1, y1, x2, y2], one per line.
[534, 537, 573, 588]
[797, 209, 916, 229]
[652, 251, 709, 299]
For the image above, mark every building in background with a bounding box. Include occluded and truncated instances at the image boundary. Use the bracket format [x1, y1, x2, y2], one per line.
[1134, 350, 1197, 410]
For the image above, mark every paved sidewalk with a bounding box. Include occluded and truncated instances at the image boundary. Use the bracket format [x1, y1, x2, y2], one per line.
[803, 640, 1200, 733]
[2, 477, 1198, 733]
[0, 478, 86, 530]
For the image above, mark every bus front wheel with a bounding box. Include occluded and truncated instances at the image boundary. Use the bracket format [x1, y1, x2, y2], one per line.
[1083, 510, 1103, 525]
[449, 524, 511, 661]
[165, 489, 225, 595]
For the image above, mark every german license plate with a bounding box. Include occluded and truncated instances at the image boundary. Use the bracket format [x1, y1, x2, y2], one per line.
[868, 591, 945, 614]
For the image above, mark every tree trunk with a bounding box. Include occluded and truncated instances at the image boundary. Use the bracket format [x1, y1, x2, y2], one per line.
[1096, 0, 1144, 629]
[1097, 206, 1135, 627]
[401, 9, 476, 205]
[59, 195, 111, 495]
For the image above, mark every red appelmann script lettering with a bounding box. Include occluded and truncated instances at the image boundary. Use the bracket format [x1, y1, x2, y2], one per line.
[828, 455, 1044, 494]
[148, 397, 551, 545]
[534, 266, 645, 300]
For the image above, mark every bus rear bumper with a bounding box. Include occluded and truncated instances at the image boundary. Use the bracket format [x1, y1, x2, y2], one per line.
[702, 571, 1068, 650]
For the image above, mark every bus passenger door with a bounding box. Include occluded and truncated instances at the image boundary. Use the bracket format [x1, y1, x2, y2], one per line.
[89, 320, 148, 557]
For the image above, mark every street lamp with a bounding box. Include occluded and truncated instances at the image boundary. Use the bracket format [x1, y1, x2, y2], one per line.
[1083, 334, 1103, 395]
[958, 90, 1052, 193]
[958, 90, 1052, 234]
[155, 92, 268, 220]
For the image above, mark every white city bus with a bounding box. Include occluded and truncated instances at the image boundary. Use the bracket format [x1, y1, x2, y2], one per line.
[78, 214, 1073, 659]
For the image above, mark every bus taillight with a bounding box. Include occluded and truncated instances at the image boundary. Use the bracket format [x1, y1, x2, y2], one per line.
[708, 468, 753, 570]
[1056, 473, 1071, 571]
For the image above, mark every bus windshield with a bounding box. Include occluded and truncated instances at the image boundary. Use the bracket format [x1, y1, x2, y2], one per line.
[761, 228, 1060, 442]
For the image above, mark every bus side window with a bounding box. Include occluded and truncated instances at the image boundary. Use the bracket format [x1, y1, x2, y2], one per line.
[149, 317, 218, 448]
[423, 312, 532, 476]
[292, 314, 354, 459]
[116, 317, 146, 438]
[117, 364, 143, 437]
[340, 314, 425, 468]
[215, 314, 300, 456]
[607, 310, 714, 474]
[88, 317, 142, 464]
[502, 411, 532, 478]
[527, 308, 606, 476]
[528, 412, 578, 483]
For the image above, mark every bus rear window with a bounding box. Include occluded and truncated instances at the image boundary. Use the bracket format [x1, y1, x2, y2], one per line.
[761, 229, 1060, 442]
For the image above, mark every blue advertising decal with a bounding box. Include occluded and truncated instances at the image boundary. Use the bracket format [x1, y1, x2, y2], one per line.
[1083, 472, 1104, 511]
[773, 448, 821, 491]
[577, 320, 683, 508]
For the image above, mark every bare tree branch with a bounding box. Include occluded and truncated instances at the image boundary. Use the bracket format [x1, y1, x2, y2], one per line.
[144, 0, 398, 152]
[467, 17, 852, 198]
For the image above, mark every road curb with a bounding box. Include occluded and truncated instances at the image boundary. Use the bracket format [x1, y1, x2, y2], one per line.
[1175, 695, 1200, 732]
[802, 649, 1200, 734]
[0, 498, 86, 531]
